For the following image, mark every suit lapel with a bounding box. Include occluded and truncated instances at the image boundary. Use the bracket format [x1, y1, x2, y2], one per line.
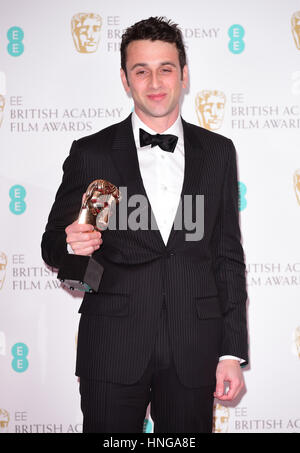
[181, 119, 206, 198]
[110, 114, 143, 189]
[166, 119, 206, 248]
[109, 114, 165, 250]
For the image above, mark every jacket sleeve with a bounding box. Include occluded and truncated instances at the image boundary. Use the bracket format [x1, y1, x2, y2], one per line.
[212, 140, 249, 366]
[41, 140, 87, 269]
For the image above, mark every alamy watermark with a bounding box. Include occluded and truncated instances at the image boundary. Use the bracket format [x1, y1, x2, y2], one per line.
[98, 187, 204, 242]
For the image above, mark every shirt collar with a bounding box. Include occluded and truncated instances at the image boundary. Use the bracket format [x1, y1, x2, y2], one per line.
[131, 110, 183, 150]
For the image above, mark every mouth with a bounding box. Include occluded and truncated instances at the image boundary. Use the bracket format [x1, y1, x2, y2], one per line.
[147, 93, 167, 102]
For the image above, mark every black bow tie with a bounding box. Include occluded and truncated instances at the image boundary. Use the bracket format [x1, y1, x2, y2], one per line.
[139, 128, 178, 153]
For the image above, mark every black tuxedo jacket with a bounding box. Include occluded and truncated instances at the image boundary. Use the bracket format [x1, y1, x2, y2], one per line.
[41, 114, 248, 388]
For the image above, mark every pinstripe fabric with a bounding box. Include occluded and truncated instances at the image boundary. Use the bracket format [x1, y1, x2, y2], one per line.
[41, 114, 248, 388]
[79, 308, 215, 433]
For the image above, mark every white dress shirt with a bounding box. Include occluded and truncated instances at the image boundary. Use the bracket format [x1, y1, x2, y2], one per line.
[132, 111, 242, 364]
[132, 112, 184, 245]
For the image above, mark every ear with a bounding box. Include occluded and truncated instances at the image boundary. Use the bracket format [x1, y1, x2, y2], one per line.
[120, 68, 131, 94]
[182, 65, 188, 89]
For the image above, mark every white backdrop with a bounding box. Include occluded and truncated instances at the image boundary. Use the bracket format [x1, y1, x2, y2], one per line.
[1, 0, 300, 434]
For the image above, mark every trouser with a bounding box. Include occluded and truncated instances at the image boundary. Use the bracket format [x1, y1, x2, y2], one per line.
[79, 308, 215, 433]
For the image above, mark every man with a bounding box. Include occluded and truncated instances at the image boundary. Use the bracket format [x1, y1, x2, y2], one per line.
[41, 17, 248, 433]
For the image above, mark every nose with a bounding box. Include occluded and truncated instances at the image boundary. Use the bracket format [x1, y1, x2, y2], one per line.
[149, 71, 161, 90]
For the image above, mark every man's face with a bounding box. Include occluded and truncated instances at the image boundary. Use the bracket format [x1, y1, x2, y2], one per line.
[121, 40, 188, 127]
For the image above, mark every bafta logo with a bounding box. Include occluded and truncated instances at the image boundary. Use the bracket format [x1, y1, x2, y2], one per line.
[213, 403, 230, 433]
[0, 252, 7, 290]
[195, 90, 226, 131]
[0, 95, 5, 128]
[295, 326, 300, 358]
[294, 169, 300, 205]
[0, 409, 9, 433]
[291, 11, 300, 50]
[71, 13, 102, 53]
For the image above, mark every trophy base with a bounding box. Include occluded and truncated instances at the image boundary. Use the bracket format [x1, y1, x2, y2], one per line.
[57, 254, 104, 293]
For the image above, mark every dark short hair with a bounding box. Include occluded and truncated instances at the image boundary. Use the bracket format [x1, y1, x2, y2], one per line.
[120, 17, 186, 78]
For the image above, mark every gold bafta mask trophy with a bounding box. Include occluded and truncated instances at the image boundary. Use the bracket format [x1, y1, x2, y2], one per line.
[58, 180, 121, 293]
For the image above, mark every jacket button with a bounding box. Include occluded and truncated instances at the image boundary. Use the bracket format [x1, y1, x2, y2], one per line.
[166, 251, 175, 258]
[163, 251, 175, 258]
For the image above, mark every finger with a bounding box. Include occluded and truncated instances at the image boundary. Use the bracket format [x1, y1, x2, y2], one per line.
[77, 247, 95, 256]
[71, 238, 102, 252]
[71, 244, 100, 256]
[217, 380, 243, 401]
[67, 231, 101, 244]
[65, 222, 96, 235]
[214, 378, 225, 399]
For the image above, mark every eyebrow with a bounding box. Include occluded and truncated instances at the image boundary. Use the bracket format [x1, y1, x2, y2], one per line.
[130, 61, 177, 71]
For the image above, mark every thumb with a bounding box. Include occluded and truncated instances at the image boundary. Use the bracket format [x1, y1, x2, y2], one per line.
[214, 376, 224, 398]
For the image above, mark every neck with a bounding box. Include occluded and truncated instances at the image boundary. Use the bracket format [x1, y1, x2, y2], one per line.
[134, 107, 179, 133]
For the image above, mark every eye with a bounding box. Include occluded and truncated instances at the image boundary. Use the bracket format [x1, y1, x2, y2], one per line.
[134, 68, 146, 76]
[161, 67, 172, 73]
[161, 63, 177, 73]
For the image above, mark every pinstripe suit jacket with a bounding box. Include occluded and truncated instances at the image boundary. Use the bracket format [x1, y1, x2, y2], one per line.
[41, 114, 248, 387]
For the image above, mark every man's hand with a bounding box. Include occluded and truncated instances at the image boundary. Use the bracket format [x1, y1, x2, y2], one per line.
[65, 220, 102, 256]
[214, 359, 245, 401]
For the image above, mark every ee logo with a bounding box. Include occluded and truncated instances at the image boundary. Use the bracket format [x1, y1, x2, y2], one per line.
[11, 342, 29, 373]
[228, 24, 245, 54]
[9, 185, 27, 215]
[7, 26, 24, 57]
[238, 182, 247, 211]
